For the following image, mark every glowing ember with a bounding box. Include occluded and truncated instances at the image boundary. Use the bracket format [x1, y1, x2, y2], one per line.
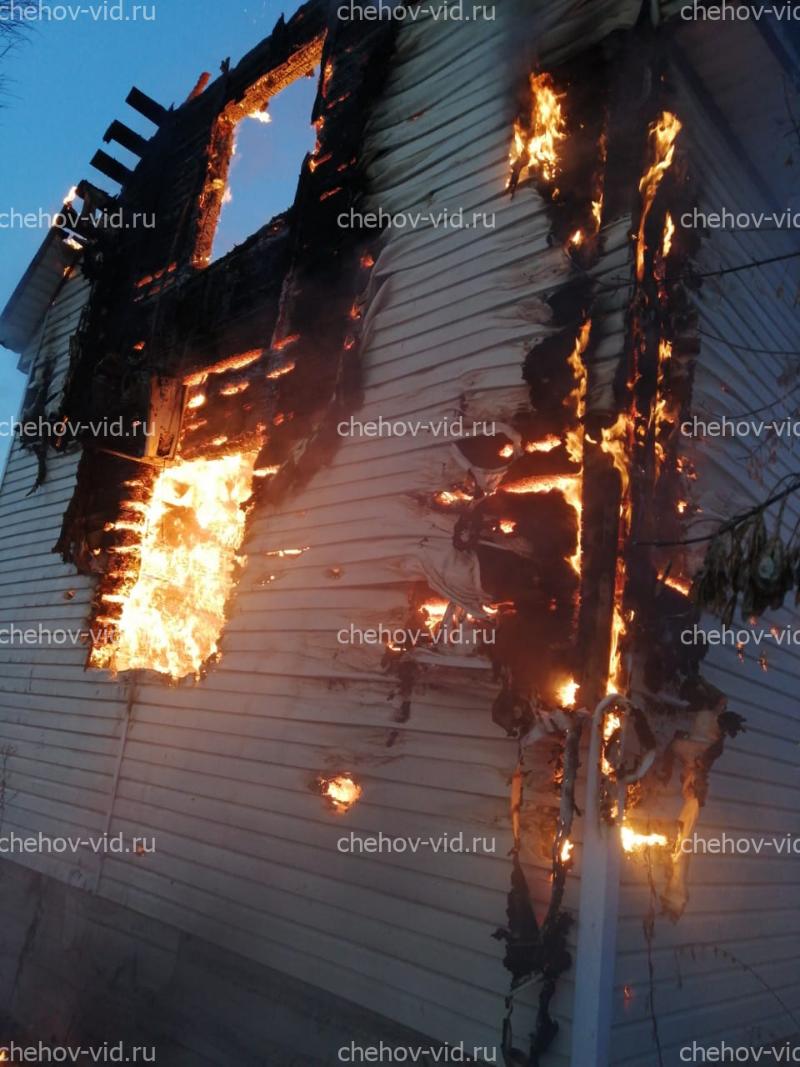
[90, 452, 258, 679]
[498, 443, 515, 459]
[499, 519, 517, 534]
[662, 212, 675, 258]
[184, 351, 264, 387]
[636, 111, 682, 280]
[266, 361, 296, 380]
[560, 838, 574, 863]
[265, 547, 308, 558]
[220, 382, 250, 397]
[525, 436, 560, 453]
[320, 774, 361, 814]
[677, 500, 688, 514]
[557, 678, 579, 708]
[508, 72, 566, 187]
[621, 825, 669, 853]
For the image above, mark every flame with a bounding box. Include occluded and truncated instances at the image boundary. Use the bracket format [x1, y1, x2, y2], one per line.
[606, 597, 627, 696]
[557, 677, 579, 708]
[265, 547, 308, 558]
[499, 443, 515, 459]
[187, 394, 206, 410]
[321, 774, 361, 814]
[600, 414, 632, 504]
[499, 519, 517, 534]
[565, 320, 591, 463]
[677, 500, 688, 515]
[560, 838, 574, 863]
[508, 72, 566, 187]
[621, 824, 669, 853]
[90, 452, 258, 679]
[636, 111, 682, 280]
[568, 229, 584, 248]
[501, 474, 582, 574]
[524, 436, 560, 453]
[420, 598, 449, 632]
[249, 109, 271, 124]
[601, 709, 622, 775]
[660, 572, 691, 595]
[435, 489, 474, 506]
[591, 197, 603, 229]
[662, 212, 675, 258]
[652, 339, 674, 473]
[64, 185, 79, 205]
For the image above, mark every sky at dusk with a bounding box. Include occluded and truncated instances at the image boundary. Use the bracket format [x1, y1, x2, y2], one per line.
[0, 0, 317, 467]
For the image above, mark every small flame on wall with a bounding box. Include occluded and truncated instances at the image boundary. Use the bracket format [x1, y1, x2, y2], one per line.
[508, 72, 566, 187]
[319, 774, 362, 814]
[557, 677, 580, 708]
[620, 825, 669, 853]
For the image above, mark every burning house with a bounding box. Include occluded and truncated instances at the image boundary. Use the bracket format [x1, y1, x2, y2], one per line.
[0, 1, 799, 1064]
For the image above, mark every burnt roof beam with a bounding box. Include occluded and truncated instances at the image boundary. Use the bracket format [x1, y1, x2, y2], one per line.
[126, 86, 168, 126]
[103, 120, 150, 157]
[90, 150, 134, 187]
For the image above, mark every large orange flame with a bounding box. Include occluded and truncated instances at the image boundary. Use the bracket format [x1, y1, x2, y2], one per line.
[91, 452, 258, 679]
[508, 72, 566, 187]
[636, 111, 682, 281]
[621, 824, 668, 853]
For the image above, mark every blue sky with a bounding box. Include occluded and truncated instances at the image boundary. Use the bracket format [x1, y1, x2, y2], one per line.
[0, 0, 316, 467]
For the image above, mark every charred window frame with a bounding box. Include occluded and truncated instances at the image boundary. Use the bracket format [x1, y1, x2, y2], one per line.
[192, 33, 326, 268]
